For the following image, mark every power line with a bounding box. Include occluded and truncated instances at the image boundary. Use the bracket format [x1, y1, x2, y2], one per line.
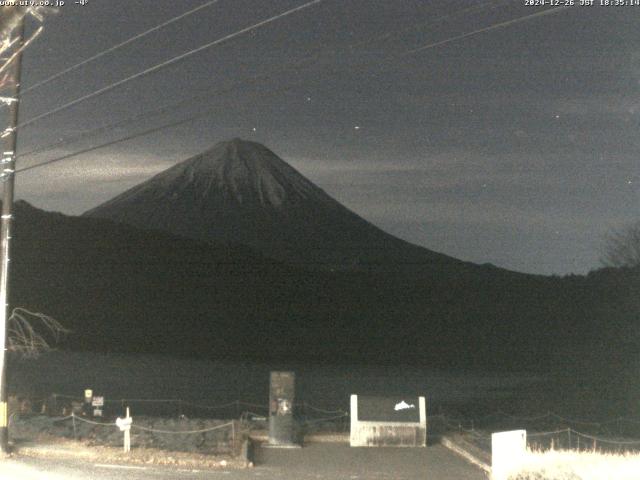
[18, 2, 503, 161]
[15, 45, 420, 172]
[18, 4, 569, 174]
[404, 6, 570, 56]
[17, 39, 395, 173]
[20, 31, 395, 173]
[16, 75, 310, 173]
[15, 0, 323, 132]
[368, 0, 509, 49]
[0, 26, 43, 77]
[16, 114, 213, 172]
[18, 37, 333, 160]
[17, 0, 221, 97]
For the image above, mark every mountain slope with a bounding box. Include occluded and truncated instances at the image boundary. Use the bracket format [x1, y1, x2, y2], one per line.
[84, 138, 468, 271]
[7, 201, 639, 374]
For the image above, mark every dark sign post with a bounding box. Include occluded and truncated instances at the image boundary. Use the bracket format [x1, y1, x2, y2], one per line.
[83, 389, 93, 417]
[268, 371, 297, 446]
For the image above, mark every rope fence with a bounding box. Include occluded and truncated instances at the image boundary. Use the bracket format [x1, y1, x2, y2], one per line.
[43, 394, 350, 431]
[130, 421, 234, 435]
[299, 413, 349, 426]
[31, 412, 640, 447]
[31, 413, 242, 454]
[43, 393, 640, 425]
[45, 393, 353, 422]
[439, 421, 640, 452]
[70, 414, 117, 427]
[16, 393, 637, 450]
[434, 409, 640, 433]
[46, 411, 347, 447]
[527, 428, 573, 438]
[11, 395, 640, 456]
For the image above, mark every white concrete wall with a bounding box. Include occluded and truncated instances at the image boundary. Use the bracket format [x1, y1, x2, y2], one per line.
[349, 394, 426, 447]
[492, 430, 527, 480]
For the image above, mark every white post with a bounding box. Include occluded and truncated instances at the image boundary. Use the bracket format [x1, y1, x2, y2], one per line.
[116, 408, 132, 453]
[349, 395, 358, 446]
[492, 430, 527, 480]
[124, 407, 131, 453]
[418, 396, 427, 447]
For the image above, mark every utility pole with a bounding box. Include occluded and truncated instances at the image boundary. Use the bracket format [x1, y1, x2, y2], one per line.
[0, 14, 25, 453]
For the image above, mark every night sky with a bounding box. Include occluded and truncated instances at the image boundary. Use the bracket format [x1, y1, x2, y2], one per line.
[9, 0, 640, 275]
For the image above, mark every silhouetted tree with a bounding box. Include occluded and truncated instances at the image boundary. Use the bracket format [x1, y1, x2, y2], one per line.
[602, 221, 640, 268]
[7, 308, 68, 358]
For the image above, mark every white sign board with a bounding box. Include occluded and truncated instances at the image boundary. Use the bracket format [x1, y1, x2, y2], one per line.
[116, 416, 132, 432]
[350, 394, 427, 447]
[92, 396, 104, 407]
[492, 430, 527, 480]
[93, 408, 103, 417]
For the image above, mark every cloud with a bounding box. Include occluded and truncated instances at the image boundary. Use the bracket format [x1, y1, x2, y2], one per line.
[395, 89, 640, 118]
[286, 151, 637, 242]
[554, 95, 640, 116]
[16, 151, 177, 214]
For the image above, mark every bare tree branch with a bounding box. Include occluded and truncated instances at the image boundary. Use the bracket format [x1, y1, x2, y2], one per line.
[601, 221, 640, 269]
[6, 307, 69, 358]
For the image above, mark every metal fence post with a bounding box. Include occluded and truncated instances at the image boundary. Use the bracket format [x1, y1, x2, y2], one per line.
[232, 421, 236, 452]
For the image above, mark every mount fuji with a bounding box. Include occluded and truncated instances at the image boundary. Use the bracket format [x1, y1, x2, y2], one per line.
[84, 138, 471, 272]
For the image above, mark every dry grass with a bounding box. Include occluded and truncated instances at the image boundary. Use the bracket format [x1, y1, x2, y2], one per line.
[17, 436, 246, 469]
[510, 448, 640, 480]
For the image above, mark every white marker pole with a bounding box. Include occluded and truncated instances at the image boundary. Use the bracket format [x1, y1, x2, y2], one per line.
[117, 408, 132, 453]
[124, 407, 131, 453]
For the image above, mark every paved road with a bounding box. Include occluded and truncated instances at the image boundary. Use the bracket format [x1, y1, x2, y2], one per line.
[1, 444, 488, 480]
[253, 443, 488, 480]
